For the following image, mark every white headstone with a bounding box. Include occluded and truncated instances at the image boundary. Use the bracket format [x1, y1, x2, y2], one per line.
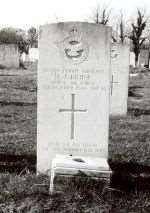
[29, 48, 39, 62]
[110, 43, 130, 116]
[37, 22, 111, 174]
[130, 52, 135, 67]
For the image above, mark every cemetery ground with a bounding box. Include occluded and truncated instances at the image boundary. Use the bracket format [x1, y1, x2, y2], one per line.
[0, 64, 150, 212]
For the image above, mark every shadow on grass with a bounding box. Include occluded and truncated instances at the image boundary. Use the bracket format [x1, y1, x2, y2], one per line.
[0, 101, 37, 106]
[128, 86, 144, 98]
[0, 153, 150, 194]
[0, 153, 36, 173]
[128, 108, 150, 116]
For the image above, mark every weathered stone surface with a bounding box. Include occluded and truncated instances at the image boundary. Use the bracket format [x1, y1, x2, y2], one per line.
[49, 154, 112, 193]
[110, 43, 130, 116]
[37, 22, 111, 173]
[0, 44, 19, 68]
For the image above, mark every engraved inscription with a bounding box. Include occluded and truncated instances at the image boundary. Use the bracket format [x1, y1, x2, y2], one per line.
[48, 141, 104, 154]
[41, 68, 104, 91]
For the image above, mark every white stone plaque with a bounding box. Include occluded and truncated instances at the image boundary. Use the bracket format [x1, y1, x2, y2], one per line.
[37, 22, 111, 173]
[110, 43, 130, 116]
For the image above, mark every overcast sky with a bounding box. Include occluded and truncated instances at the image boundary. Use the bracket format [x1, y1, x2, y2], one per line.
[0, 0, 150, 29]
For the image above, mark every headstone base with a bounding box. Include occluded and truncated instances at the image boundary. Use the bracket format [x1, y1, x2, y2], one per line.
[49, 155, 112, 194]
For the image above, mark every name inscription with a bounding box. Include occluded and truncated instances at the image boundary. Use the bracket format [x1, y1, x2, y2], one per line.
[40, 68, 105, 91]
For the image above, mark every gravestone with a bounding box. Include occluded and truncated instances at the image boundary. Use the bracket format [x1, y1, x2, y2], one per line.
[110, 43, 130, 116]
[29, 48, 39, 62]
[130, 52, 135, 67]
[37, 22, 111, 174]
[139, 49, 150, 68]
[0, 44, 19, 68]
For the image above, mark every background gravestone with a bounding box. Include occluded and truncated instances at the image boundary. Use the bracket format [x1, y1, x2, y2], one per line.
[0, 44, 19, 68]
[37, 22, 111, 173]
[110, 43, 130, 116]
[139, 49, 150, 68]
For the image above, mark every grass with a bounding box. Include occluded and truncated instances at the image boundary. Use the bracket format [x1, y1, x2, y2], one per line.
[109, 73, 150, 170]
[0, 64, 37, 156]
[109, 115, 150, 167]
[0, 173, 149, 212]
[0, 65, 150, 212]
[0, 65, 150, 168]
[0, 104, 36, 155]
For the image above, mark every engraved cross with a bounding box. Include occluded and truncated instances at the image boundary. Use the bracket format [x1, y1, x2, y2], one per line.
[110, 75, 119, 96]
[59, 94, 87, 140]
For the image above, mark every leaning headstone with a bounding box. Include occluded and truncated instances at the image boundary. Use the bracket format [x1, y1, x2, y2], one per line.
[37, 22, 111, 175]
[110, 43, 130, 116]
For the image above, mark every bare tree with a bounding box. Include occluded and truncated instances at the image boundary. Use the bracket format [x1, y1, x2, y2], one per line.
[0, 28, 29, 68]
[28, 27, 38, 48]
[91, 5, 112, 25]
[119, 12, 126, 43]
[111, 10, 129, 44]
[129, 9, 148, 66]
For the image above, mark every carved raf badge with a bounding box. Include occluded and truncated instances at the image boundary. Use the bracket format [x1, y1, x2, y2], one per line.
[56, 25, 89, 64]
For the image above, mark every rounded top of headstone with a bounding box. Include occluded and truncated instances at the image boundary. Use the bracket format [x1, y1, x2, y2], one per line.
[39, 21, 112, 30]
